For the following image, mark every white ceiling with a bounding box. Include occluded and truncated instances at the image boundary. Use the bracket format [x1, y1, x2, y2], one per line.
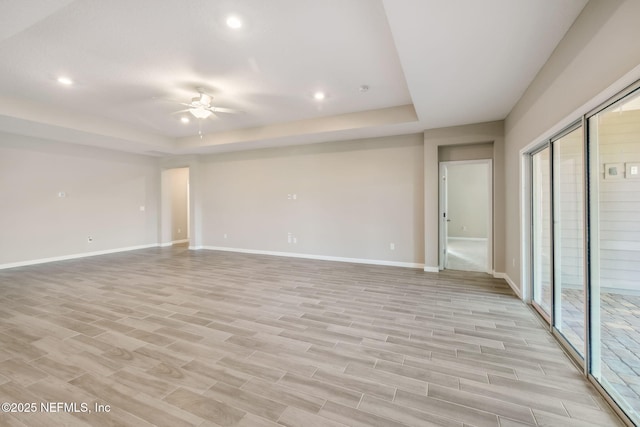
[0, 0, 588, 155]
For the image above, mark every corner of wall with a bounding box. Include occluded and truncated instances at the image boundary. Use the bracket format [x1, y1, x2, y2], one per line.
[494, 272, 522, 299]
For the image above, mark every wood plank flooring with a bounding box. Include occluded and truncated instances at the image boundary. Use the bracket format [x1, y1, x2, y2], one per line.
[0, 246, 622, 426]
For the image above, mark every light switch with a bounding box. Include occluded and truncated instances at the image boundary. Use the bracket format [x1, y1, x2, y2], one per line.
[627, 162, 640, 179]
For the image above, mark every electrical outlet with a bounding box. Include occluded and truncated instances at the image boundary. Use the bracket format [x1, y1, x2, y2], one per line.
[390, 243, 395, 250]
[512, 258, 516, 267]
[293, 237, 297, 244]
[178, 228, 181, 234]
[224, 233, 228, 239]
[87, 236, 93, 243]
[139, 206, 145, 211]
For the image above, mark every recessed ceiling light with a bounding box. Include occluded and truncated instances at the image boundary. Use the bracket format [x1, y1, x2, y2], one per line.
[226, 15, 242, 29]
[314, 91, 326, 101]
[57, 76, 73, 85]
[180, 117, 190, 124]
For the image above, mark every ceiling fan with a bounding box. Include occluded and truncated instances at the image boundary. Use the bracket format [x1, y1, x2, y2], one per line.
[172, 88, 240, 119]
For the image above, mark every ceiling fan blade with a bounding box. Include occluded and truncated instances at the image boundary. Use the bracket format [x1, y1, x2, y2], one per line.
[152, 96, 183, 104]
[170, 109, 191, 115]
[209, 106, 242, 114]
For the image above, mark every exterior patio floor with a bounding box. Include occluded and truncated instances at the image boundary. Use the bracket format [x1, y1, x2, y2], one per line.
[558, 289, 640, 417]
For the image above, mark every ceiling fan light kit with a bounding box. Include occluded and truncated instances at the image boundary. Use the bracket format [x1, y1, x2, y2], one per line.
[189, 107, 213, 119]
[176, 89, 237, 120]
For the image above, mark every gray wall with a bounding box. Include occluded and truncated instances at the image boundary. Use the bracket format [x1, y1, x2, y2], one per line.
[200, 134, 425, 265]
[505, 0, 640, 293]
[439, 143, 493, 162]
[0, 132, 159, 265]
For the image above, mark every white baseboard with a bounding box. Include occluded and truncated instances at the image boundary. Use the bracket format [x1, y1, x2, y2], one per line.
[189, 245, 203, 250]
[159, 239, 189, 247]
[423, 266, 439, 273]
[203, 246, 424, 269]
[0, 243, 159, 270]
[447, 237, 488, 242]
[494, 272, 522, 299]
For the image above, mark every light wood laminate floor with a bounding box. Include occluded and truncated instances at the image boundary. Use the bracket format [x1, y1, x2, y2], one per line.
[0, 246, 622, 426]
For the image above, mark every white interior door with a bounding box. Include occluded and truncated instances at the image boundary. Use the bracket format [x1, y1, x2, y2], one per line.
[440, 160, 492, 273]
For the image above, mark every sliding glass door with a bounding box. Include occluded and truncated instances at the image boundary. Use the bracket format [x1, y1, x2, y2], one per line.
[531, 126, 586, 356]
[589, 89, 640, 421]
[529, 83, 640, 424]
[553, 126, 585, 358]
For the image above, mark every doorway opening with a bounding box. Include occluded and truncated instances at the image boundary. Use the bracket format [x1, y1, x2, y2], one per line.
[161, 167, 190, 247]
[439, 159, 492, 273]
